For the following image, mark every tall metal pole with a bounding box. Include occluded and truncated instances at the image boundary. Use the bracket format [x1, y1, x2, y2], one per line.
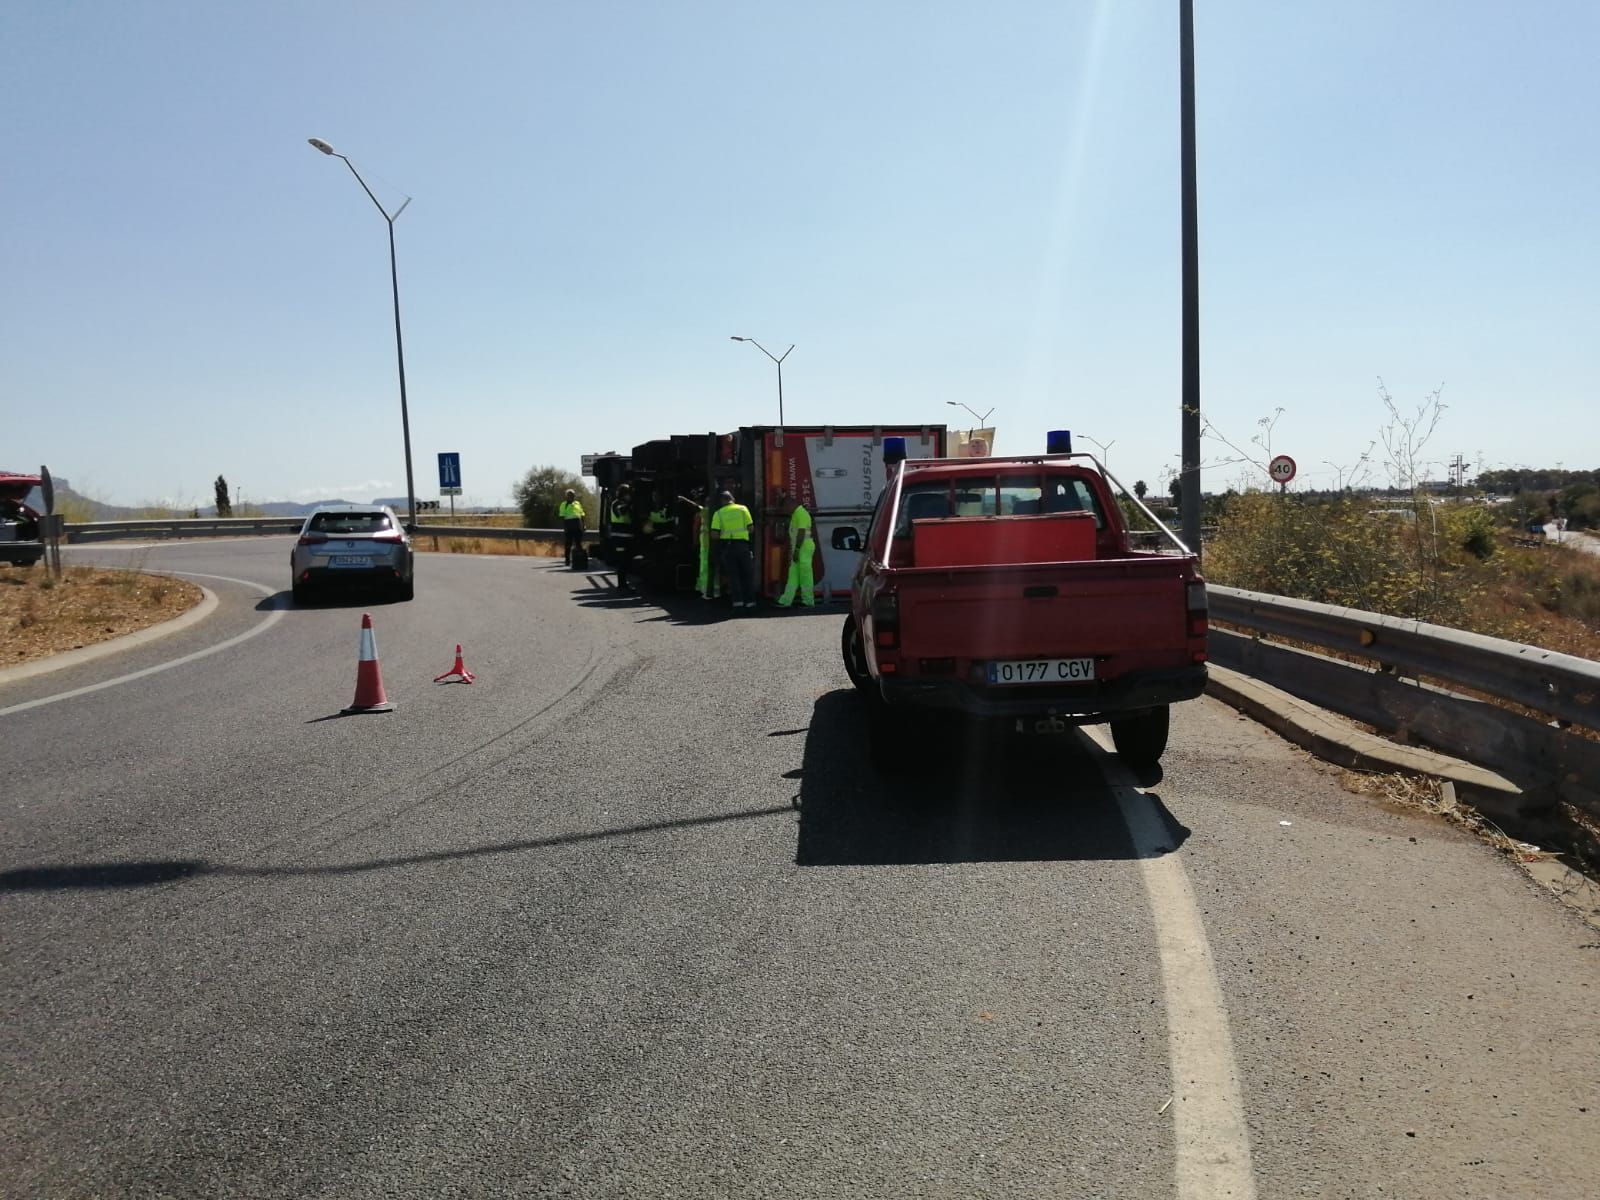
[384, 218, 417, 529]
[310, 139, 418, 530]
[1179, 0, 1202, 558]
[776, 357, 785, 426]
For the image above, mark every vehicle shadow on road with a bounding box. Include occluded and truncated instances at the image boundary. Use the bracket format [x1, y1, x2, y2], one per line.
[794, 690, 1189, 866]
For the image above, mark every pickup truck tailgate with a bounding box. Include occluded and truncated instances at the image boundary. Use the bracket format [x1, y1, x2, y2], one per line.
[896, 558, 1190, 661]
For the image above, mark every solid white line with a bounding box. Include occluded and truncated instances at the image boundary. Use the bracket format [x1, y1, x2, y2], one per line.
[0, 585, 219, 687]
[0, 573, 284, 718]
[1086, 727, 1257, 1200]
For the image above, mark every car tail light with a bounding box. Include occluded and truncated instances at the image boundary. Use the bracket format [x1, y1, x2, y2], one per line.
[1186, 579, 1208, 655]
[871, 589, 899, 649]
[297, 532, 328, 546]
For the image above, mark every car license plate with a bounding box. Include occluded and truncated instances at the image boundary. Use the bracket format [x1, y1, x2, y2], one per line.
[987, 657, 1095, 684]
[331, 555, 372, 568]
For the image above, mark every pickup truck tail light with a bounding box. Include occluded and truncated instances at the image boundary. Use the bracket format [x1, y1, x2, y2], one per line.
[1186, 580, 1209, 656]
[871, 590, 900, 650]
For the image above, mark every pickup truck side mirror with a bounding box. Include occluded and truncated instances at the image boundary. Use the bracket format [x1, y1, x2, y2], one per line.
[831, 526, 862, 552]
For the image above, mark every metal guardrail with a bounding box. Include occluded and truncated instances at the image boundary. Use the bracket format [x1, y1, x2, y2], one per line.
[1209, 584, 1600, 825]
[66, 518, 303, 542]
[1210, 586, 1600, 733]
[64, 519, 567, 544]
[411, 525, 560, 540]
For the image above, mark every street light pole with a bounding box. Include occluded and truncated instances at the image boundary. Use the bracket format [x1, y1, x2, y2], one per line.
[944, 401, 994, 428]
[730, 336, 794, 426]
[1080, 435, 1116, 474]
[1178, 0, 1202, 558]
[309, 137, 418, 529]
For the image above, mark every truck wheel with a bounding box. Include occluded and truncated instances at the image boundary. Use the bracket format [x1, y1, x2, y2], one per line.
[1110, 706, 1170, 766]
[841, 617, 872, 692]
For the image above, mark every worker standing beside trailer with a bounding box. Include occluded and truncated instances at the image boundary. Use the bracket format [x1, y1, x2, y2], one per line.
[710, 490, 756, 610]
[609, 483, 635, 591]
[558, 490, 586, 568]
[773, 488, 816, 608]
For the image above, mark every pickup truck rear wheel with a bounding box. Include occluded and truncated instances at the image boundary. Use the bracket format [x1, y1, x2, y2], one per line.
[1110, 706, 1170, 766]
[841, 617, 872, 692]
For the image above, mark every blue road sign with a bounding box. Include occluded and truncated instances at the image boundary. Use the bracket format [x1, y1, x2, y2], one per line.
[438, 452, 462, 491]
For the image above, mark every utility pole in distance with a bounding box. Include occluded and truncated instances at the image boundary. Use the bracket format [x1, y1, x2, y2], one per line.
[1179, 0, 1202, 559]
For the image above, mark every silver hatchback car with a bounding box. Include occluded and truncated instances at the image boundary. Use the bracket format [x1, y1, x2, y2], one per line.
[291, 505, 414, 603]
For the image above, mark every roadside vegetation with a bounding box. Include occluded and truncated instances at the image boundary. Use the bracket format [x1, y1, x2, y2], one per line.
[1194, 384, 1600, 660]
[1203, 491, 1600, 660]
[0, 565, 203, 667]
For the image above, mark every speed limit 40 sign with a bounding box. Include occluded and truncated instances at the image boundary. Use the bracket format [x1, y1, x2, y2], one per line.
[1268, 455, 1297, 485]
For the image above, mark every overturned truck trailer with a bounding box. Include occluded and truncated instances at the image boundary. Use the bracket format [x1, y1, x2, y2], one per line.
[594, 425, 947, 599]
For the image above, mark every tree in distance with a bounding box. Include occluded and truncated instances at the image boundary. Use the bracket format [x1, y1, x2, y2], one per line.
[513, 465, 597, 529]
[1134, 480, 1148, 499]
[214, 475, 232, 518]
[1168, 477, 1182, 504]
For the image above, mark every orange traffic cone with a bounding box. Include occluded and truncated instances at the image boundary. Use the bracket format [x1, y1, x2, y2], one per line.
[343, 613, 396, 714]
[433, 644, 476, 685]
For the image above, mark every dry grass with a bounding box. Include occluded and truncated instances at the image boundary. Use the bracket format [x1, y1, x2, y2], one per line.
[1339, 769, 1540, 854]
[414, 512, 525, 528]
[412, 533, 562, 557]
[0, 565, 203, 666]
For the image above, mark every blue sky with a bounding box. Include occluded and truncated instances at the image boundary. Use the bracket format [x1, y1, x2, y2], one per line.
[3, 1, 1595, 508]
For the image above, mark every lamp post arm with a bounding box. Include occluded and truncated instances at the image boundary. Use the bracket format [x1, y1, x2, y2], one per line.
[339, 155, 409, 224]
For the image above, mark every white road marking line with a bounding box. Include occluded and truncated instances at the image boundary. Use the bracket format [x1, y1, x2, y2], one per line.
[0, 586, 219, 688]
[1086, 727, 1257, 1200]
[0, 573, 284, 718]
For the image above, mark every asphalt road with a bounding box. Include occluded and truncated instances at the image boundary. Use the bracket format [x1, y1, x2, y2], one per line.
[3, 537, 1597, 1198]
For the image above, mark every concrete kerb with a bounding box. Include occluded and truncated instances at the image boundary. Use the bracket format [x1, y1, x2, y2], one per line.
[0, 583, 219, 688]
[1204, 663, 1522, 800]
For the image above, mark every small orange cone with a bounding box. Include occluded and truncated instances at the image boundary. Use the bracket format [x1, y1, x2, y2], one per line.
[433, 644, 476, 685]
[343, 613, 396, 714]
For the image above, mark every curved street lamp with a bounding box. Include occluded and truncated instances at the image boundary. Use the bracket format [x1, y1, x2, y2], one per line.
[1080, 434, 1116, 473]
[944, 400, 994, 428]
[308, 137, 417, 529]
[730, 336, 793, 426]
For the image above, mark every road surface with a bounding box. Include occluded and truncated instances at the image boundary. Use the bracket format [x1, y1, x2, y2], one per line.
[3, 537, 1596, 1197]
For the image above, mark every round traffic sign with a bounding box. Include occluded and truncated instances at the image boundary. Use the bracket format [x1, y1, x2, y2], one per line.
[1268, 454, 1297, 485]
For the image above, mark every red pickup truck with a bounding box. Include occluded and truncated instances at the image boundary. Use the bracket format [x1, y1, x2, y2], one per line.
[834, 439, 1208, 767]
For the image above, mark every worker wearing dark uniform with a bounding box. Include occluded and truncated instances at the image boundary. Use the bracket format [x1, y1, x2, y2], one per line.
[609, 483, 635, 591]
[709, 489, 756, 610]
[558, 489, 586, 567]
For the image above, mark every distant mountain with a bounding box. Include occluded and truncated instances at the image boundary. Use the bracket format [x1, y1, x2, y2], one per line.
[248, 500, 355, 517]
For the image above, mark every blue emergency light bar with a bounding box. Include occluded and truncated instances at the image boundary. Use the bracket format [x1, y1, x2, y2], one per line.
[1047, 429, 1073, 454]
[882, 436, 907, 466]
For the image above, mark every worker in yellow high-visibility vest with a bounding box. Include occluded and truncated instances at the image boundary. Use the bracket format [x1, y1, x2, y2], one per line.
[773, 488, 816, 608]
[686, 490, 721, 600]
[558, 489, 586, 567]
[708, 489, 756, 610]
[608, 483, 635, 591]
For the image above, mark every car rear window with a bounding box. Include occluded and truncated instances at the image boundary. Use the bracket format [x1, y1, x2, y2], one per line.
[309, 511, 393, 534]
[897, 473, 1106, 532]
